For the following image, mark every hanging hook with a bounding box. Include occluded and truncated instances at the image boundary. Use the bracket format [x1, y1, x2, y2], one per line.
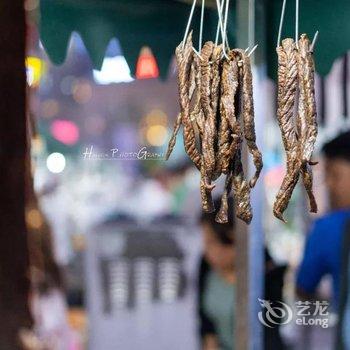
[182, 0, 197, 49]
[310, 30, 319, 52]
[276, 0, 287, 48]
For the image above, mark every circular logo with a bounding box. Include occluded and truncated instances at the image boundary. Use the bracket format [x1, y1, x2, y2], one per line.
[258, 298, 293, 328]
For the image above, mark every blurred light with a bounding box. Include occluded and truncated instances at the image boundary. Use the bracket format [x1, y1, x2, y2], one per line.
[26, 56, 46, 87]
[136, 47, 159, 79]
[26, 208, 43, 229]
[93, 56, 134, 84]
[264, 165, 285, 188]
[60, 75, 76, 95]
[72, 80, 92, 104]
[31, 136, 44, 154]
[46, 152, 66, 173]
[50, 119, 80, 145]
[85, 115, 106, 136]
[145, 109, 168, 126]
[41, 99, 59, 119]
[24, 0, 39, 11]
[146, 125, 168, 146]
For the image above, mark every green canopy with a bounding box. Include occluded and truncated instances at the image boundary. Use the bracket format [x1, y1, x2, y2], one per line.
[266, 0, 350, 79]
[40, 0, 236, 78]
[40, 0, 350, 79]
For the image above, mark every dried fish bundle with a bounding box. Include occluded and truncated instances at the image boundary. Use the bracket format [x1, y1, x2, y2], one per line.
[166, 36, 263, 223]
[273, 35, 318, 221]
[273, 39, 300, 222]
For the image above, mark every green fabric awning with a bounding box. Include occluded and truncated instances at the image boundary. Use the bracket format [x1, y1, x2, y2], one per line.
[266, 0, 350, 79]
[40, 0, 236, 78]
[39, 0, 350, 79]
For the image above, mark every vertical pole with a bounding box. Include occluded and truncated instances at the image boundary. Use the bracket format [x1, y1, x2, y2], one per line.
[235, 1, 250, 349]
[0, 1, 32, 349]
[235, 1, 266, 350]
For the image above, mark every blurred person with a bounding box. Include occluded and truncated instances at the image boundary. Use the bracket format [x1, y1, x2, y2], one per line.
[337, 219, 350, 350]
[197, 198, 287, 350]
[296, 131, 350, 348]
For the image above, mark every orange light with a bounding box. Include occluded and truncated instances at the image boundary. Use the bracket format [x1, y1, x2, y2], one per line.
[135, 47, 159, 79]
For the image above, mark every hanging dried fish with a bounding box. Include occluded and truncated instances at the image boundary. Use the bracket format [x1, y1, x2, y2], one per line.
[199, 41, 216, 212]
[236, 49, 263, 188]
[273, 35, 318, 221]
[273, 38, 300, 222]
[297, 34, 318, 213]
[175, 32, 202, 170]
[217, 51, 241, 175]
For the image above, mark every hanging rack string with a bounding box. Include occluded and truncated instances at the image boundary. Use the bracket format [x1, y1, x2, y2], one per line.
[199, 0, 205, 51]
[182, 0, 197, 49]
[215, 0, 229, 59]
[276, 0, 287, 48]
[215, 0, 225, 45]
[248, 44, 258, 57]
[295, 0, 299, 48]
[310, 30, 319, 52]
[223, 0, 230, 50]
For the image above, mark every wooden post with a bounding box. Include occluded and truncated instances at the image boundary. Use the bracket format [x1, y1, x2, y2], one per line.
[0, 1, 33, 349]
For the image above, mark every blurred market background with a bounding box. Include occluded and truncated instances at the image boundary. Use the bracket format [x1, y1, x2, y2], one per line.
[1, 0, 350, 349]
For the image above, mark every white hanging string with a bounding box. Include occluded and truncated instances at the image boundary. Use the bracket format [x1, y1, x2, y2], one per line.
[191, 0, 205, 59]
[215, 0, 229, 59]
[295, 0, 299, 48]
[215, 0, 225, 45]
[276, 0, 287, 48]
[182, 0, 197, 49]
[310, 30, 319, 52]
[222, 0, 231, 51]
[248, 44, 258, 57]
[198, 0, 205, 51]
[248, 0, 255, 50]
